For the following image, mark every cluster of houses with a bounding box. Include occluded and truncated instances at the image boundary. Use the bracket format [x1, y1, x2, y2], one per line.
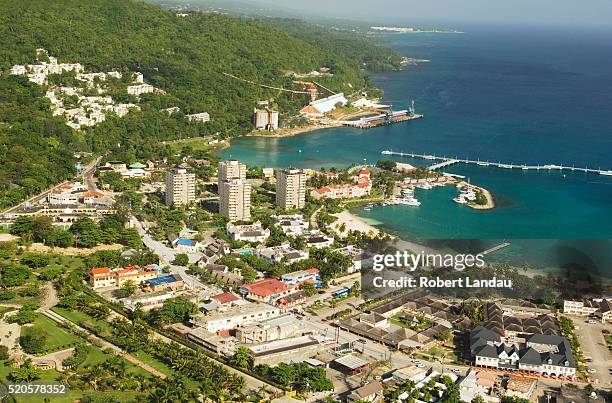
[9, 50, 150, 129]
[312, 169, 373, 200]
[9, 49, 208, 130]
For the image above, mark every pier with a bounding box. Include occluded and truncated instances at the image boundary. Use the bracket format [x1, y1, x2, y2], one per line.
[344, 110, 423, 129]
[381, 150, 612, 176]
[428, 159, 459, 170]
[481, 242, 511, 256]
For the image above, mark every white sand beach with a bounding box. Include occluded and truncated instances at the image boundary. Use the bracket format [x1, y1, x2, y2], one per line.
[331, 211, 381, 238]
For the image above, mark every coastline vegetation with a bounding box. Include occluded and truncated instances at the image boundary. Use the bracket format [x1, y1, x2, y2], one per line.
[0, 0, 400, 210]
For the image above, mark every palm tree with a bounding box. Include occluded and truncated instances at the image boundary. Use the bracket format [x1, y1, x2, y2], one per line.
[230, 347, 254, 370]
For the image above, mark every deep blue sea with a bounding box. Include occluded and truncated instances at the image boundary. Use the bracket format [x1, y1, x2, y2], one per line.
[223, 25, 612, 254]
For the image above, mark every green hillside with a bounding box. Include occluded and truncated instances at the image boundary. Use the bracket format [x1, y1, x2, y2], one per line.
[0, 0, 398, 209]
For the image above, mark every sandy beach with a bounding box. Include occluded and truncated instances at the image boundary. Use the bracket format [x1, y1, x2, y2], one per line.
[331, 210, 381, 238]
[469, 185, 495, 210]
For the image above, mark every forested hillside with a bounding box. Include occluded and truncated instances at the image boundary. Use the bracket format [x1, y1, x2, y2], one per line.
[265, 18, 405, 72]
[0, 0, 400, 209]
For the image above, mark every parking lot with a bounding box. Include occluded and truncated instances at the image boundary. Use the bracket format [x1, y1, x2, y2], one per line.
[575, 319, 611, 389]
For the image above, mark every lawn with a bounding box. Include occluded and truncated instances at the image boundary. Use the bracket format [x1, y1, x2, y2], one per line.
[52, 306, 114, 336]
[30, 313, 81, 354]
[391, 313, 434, 332]
[132, 350, 174, 377]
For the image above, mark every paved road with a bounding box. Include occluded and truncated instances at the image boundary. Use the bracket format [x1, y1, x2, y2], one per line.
[82, 156, 102, 192]
[130, 216, 205, 289]
[573, 317, 611, 390]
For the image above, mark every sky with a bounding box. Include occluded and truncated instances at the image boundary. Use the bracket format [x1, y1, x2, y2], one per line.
[248, 0, 612, 28]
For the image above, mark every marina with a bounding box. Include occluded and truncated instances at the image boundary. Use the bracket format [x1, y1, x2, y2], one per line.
[381, 150, 612, 176]
[343, 101, 423, 129]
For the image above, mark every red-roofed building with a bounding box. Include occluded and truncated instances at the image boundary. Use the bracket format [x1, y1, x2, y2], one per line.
[82, 191, 104, 204]
[89, 266, 157, 289]
[212, 292, 240, 305]
[239, 278, 293, 304]
[312, 168, 372, 200]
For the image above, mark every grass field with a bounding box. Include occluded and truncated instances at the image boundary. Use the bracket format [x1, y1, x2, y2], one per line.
[51, 306, 114, 336]
[30, 313, 81, 354]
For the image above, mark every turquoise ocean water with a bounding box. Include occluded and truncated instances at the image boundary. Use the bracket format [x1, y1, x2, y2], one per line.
[222, 25, 612, 267]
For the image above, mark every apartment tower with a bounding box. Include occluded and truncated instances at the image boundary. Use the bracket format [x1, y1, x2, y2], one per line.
[218, 160, 251, 222]
[276, 168, 307, 210]
[165, 167, 196, 207]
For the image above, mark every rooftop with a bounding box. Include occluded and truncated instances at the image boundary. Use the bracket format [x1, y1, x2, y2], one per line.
[334, 354, 369, 370]
[242, 278, 291, 297]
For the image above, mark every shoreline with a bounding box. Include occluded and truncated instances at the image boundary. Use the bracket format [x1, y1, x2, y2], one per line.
[455, 181, 495, 210]
[331, 210, 382, 238]
[468, 185, 495, 210]
[243, 122, 341, 138]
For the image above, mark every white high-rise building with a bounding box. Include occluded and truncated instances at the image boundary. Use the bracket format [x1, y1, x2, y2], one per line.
[165, 167, 196, 207]
[218, 160, 251, 222]
[218, 160, 246, 182]
[276, 168, 307, 210]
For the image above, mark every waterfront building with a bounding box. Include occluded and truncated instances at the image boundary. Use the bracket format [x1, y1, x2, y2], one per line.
[299, 92, 348, 115]
[312, 168, 372, 200]
[165, 167, 196, 207]
[276, 168, 307, 210]
[253, 108, 279, 130]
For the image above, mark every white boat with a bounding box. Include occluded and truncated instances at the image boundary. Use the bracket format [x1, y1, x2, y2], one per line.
[381, 150, 392, 155]
[453, 196, 467, 204]
[521, 165, 529, 170]
[416, 182, 433, 190]
[463, 191, 477, 201]
[499, 164, 513, 169]
[600, 170, 612, 176]
[424, 155, 436, 160]
[477, 161, 490, 166]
